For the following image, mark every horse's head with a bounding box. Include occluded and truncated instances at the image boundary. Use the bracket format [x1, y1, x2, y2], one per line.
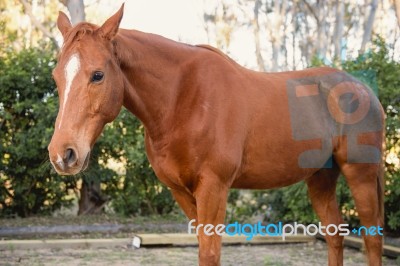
[48, 5, 125, 175]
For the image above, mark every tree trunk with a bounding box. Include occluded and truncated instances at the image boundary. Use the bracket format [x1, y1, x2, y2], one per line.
[302, 0, 320, 57]
[360, 0, 378, 53]
[270, 0, 287, 71]
[333, 0, 344, 61]
[317, 1, 329, 59]
[253, 0, 266, 72]
[78, 180, 109, 215]
[61, 0, 86, 25]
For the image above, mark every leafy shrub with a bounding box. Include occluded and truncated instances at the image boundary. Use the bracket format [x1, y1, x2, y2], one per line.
[0, 45, 74, 217]
[99, 109, 177, 216]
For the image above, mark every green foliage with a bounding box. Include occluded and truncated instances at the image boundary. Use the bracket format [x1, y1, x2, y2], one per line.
[0, 45, 74, 217]
[249, 36, 400, 233]
[226, 190, 267, 223]
[341, 37, 400, 234]
[227, 185, 318, 225]
[99, 109, 177, 216]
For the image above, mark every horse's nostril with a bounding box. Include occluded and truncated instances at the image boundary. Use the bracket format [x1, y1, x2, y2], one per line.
[64, 148, 77, 166]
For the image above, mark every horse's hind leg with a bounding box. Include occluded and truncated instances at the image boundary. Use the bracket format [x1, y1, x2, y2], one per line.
[339, 163, 383, 266]
[306, 166, 344, 266]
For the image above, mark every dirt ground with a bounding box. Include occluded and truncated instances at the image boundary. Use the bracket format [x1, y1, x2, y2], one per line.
[1, 215, 399, 265]
[1, 241, 399, 266]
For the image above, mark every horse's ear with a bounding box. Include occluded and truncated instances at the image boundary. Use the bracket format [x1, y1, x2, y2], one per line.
[99, 3, 124, 40]
[57, 11, 72, 37]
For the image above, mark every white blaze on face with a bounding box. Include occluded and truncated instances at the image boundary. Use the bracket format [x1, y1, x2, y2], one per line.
[58, 53, 80, 129]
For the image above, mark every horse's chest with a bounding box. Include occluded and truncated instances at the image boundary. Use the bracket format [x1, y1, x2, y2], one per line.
[144, 136, 199, 190]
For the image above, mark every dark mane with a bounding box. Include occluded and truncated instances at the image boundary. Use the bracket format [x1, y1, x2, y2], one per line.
[61, 22, 98, 52]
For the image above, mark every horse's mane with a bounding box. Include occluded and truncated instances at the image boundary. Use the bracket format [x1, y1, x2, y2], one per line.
[196, 44, 241, 67]
[61, 23, 98, 52]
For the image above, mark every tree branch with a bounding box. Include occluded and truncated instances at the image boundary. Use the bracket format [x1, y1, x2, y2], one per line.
[300, 0, 319, 24]
[18, 0, 59, 49]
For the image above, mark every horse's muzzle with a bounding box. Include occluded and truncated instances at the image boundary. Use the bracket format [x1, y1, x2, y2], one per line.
[49, 146, 90, 175]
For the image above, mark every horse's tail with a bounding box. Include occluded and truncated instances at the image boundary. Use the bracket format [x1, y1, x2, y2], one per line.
[377, 159, 385, 228]
[377, 125, 386, 228]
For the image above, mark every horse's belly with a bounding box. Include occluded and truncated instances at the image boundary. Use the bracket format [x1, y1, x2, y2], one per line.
[231, 161, 315, 189]
[231, 137, 326, 189]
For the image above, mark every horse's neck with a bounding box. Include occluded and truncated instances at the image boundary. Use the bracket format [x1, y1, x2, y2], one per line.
[115, 30, 193, 140]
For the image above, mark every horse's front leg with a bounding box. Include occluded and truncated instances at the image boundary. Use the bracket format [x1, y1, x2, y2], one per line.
[194, 173, 229, 266]
[170, 188, 197, 221]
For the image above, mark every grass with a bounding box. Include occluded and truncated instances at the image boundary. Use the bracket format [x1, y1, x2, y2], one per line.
[6, 243, 15, 252]
[263, 255, 291, 266]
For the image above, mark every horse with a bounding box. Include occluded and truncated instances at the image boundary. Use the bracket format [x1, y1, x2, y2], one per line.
[48, 4, 385, 266]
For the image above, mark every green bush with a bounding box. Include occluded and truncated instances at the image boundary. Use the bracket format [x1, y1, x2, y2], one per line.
[0, 45, 75, 217]
[99, 109, 177, 216]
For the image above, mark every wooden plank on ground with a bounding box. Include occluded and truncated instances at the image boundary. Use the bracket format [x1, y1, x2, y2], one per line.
[0, 238, 130, 250]
[1, 234, 397, 258]
[137, 233, 315, 246]
[343, 235, 364, 250]
[0, 234, 315, 250]
[326, 235, 400, 259]
[344, 235, 400, 258]
[222, 234, 315, 244]
[383, 244, 400, 258]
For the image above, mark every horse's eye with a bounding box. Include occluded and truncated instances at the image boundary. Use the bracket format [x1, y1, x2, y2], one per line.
[91, 71, 104, 83]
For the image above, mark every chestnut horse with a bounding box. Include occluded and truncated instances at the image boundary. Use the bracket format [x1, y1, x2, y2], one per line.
[48, 5, 384, 266]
